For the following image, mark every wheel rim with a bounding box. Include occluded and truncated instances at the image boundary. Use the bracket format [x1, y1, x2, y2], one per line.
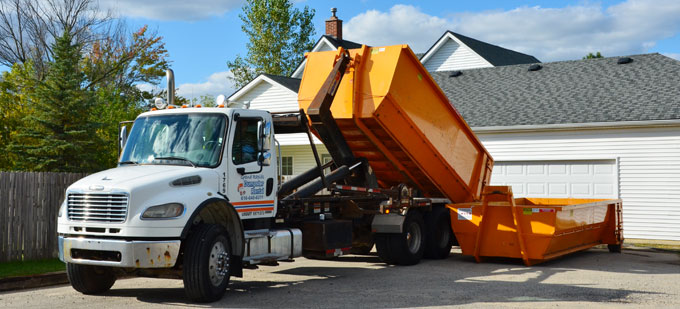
[208, 241, 229, 287]
[406, 222, 422, 254]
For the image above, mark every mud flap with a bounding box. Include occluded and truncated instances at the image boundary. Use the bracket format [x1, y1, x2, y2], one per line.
[372, 213, 405, 233]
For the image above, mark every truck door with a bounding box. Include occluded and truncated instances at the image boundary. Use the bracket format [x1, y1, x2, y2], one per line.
[227, 110, 277, 219]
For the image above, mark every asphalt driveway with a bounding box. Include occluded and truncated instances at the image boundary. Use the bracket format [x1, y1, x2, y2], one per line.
[1, 247, 678, 308]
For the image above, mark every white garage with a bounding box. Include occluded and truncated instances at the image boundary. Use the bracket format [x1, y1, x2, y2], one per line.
[490, 159, 617, 199]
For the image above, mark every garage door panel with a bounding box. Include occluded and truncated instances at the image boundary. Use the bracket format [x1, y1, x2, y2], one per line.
[506, 164, 524, 175]
[527, 165, 545, 175]
[571, 183, 591, 195]
[548, 183, 568, 195]
[490, 160, 617, 198]
[571, 164, 590, 175]
[594, 183, 615, 196]
[548, 164, 567, 175]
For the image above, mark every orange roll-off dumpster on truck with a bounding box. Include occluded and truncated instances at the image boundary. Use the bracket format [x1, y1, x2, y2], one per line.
[292, 44, 623, 266]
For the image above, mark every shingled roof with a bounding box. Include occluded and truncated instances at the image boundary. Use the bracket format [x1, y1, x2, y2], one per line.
[421, 31, 540, 67]
[450, 31, 540, 66]
[262, 74, 300, 92]
[321, 35, 364, 50]
[431, 53, 680, 127]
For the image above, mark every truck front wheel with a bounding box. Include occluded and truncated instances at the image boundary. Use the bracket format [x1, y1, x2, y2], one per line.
[66, 263, 116, 294]
[375, 211, 425, 265]
[183, 224, 232, 302]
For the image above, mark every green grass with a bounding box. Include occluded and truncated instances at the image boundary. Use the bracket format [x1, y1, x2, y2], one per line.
[628, 243, 680, 253]
[0, 259, 65, 279]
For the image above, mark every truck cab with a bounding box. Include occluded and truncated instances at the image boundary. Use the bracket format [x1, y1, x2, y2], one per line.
[58, 106, 302, 301]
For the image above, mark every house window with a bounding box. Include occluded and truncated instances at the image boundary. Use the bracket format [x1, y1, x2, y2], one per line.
[321, 154, 332, 165]
[321, 154, 332, 175]
[281, 156, 293, 175]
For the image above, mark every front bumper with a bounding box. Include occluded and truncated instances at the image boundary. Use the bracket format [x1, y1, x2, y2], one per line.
[59, 236, 181, 268]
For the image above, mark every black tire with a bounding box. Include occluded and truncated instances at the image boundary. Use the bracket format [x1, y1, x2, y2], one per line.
[66, 263, 116, 295]
[375, 211, 425, 265]
[423, 206, 453, 259]
[608, 243, 622, 253]
[183, 224, 232, 302]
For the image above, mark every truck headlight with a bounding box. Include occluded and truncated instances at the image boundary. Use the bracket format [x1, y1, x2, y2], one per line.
[142, 203, 184, 219]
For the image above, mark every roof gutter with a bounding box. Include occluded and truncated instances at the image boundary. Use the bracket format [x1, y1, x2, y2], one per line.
[472, 119, 680, 134]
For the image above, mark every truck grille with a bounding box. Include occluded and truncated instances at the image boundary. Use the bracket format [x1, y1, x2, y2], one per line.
[67, 193, 128, 223]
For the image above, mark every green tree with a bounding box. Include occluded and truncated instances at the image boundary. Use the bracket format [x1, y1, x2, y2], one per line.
[227, 0, 315, 88]
[583, 52, 603, 59]
[191, 95, 217, 107]
[9, 30, 101, 172]
[82, 26, 170, 168]
[0, 61, 38, 169]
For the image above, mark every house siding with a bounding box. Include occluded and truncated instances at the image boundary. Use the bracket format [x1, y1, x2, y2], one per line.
[230, 81, 298, 113]
[279, 144, 329, 175]
[276, 133, 322, 146]
[423, 38, 493, 72]
[476, 126, 680, 241]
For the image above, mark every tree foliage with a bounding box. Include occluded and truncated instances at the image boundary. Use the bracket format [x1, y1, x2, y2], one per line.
[8, 30, 101, 172]
[583, 52, 603, 59]
[0, 61, 37, 168]
[0, 0, 113, 79]
[0, 0, 170, 172]
[227, 0, 315, 88]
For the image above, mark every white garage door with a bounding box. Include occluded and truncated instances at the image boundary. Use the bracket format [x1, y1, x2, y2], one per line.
[490, 160, 618, 199]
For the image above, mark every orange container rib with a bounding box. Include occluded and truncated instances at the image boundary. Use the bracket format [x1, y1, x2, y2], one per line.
[298, 45, 493, 202]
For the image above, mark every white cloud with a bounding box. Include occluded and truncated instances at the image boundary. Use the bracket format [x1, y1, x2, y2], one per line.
[135, 83, 155, 93]
[344, 5, 449, 53]
[665, 53, 680, 60]
[344, 1, 680, 61]
[177, 71, 235, 100]
[103, 0, 242, 21]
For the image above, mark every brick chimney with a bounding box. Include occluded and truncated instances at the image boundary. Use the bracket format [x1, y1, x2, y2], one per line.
[325, 8, 342, 40]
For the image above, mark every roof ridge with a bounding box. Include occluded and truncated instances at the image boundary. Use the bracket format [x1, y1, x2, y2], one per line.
[434, 53, 667, 74]
[448, 31, 533, 57]
[447, 30, 540, 65]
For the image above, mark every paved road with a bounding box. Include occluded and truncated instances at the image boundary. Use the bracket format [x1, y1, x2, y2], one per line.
[1, 247, 679, 308]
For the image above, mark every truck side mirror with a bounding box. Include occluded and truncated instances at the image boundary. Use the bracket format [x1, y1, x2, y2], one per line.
[119, 125, 128, 154]
[258, 152, 271, 166]
[257, 120, 272, 151]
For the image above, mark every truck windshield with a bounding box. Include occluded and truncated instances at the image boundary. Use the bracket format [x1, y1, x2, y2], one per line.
[120, 113, 227, 168]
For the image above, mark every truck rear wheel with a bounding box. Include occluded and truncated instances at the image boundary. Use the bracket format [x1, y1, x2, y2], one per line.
[423, 206, 453, 259]
[66, 263, 116, 294]
[608, 243, 623, 253]
[375, 211, 425, 265]
[183, 224, 232, 302]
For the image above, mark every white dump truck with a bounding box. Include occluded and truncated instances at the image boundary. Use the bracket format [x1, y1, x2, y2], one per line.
[57, 46, 494, 302]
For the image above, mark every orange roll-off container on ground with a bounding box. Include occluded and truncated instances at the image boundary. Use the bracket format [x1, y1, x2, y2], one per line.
[298, 45, 494, 203]
[297, 45, 623, 265]
[447, 186, 624, 266]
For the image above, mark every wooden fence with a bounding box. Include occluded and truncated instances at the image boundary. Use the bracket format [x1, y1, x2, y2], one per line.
[0, 171, 87, 263]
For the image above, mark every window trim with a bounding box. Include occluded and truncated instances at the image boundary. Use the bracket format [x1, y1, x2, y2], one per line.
[281, 156, 294, 176]
[231, 116, 263, 166]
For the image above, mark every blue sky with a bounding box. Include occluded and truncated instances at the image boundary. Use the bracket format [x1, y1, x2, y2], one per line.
[104, 0, 680, 99]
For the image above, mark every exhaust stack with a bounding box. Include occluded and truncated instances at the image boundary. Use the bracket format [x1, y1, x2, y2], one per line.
[166, 69, 175, 106]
